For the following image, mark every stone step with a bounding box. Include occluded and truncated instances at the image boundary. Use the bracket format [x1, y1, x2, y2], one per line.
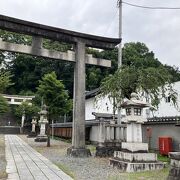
[114, 151, 157, 162]
[109, 157, 165, 172]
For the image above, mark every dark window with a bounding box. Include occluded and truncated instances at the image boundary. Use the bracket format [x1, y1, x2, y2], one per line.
[165, 96, 171, 103]
[134, 108, 141, 116]
[126, 108, 131, 116]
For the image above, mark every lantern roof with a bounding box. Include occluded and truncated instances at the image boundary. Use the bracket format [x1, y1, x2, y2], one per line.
[121, 92, 150, 108]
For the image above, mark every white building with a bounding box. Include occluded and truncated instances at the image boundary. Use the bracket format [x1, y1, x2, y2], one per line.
[85, 81, 180, 120]
[152, 81, 180, 117]
[85, 88, 118, 120]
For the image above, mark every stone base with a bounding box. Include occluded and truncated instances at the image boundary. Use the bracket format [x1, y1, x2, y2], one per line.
[109, 158, 165, 172]
[95, 146, 121, 157]
[110, 151, 165, 172]
[114, 151, 157, 162]
[34, 135, 48, 142]
[167, 152, 180, 180]
[122, 142, 148, 152]
[67, 147, 91, 157]
[27, 132, 36, 138]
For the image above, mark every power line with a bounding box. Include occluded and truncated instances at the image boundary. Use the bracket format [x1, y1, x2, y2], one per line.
[123, 1, 180, 10]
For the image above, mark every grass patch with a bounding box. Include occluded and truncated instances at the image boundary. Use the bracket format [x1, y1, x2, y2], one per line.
[157, 154, 170, 163]
[109, 168, 169, 180]
[56, 163, 75, 179]
[50, 136, 72, 143]
[87, 145, 96, 153]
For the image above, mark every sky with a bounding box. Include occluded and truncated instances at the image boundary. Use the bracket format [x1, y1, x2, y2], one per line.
[0, 0, 180, 68]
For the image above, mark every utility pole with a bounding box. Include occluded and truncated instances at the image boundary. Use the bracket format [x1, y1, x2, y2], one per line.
[118, 0, 122, 68]
[117, 0, 122, 125]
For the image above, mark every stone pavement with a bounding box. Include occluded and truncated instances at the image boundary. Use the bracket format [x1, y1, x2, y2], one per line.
[5, 135, 73, 180]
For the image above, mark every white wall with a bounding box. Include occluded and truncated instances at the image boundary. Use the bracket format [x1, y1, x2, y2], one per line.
[85, 97, 96, 120]
[85, 95, 116, 120]
[85, 95, 126, 120]
[85, 81, 180, 120]
[152, 81, 180, 117]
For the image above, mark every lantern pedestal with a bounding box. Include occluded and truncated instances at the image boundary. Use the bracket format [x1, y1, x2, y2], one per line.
[35, 123, 48, 142]
[110, 155, 165, 172]
[122, 142, 148, 152]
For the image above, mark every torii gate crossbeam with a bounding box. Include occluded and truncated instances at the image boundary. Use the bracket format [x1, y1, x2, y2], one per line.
[0, 15, 121, 157]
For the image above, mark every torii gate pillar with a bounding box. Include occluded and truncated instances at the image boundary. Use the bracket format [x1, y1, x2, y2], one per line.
[67, 41, 91, 157]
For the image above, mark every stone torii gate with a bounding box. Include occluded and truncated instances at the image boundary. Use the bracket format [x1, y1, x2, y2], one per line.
[1, 94, 35, 132]
[0, 15, 120, 157]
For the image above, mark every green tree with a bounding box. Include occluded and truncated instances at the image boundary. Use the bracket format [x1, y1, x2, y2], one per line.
[100, 66, 177, 111]
[122, 42, 161, 68]
[0, 95, 9, 115]
[14, 101, 40, 120]
[37, 72, 72, 119]
[0, 70, 13, 93]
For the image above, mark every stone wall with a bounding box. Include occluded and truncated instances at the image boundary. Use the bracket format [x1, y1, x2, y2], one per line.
[0, 112, 18, 126]
[0, 126, 20, 134]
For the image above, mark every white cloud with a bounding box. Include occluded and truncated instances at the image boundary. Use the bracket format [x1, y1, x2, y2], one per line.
[0, 0, 179, 68]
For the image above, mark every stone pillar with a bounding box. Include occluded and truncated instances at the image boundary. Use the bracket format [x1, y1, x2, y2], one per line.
[20, 112, 25, 134]
[168, 152, 180, 180]
[110, 120, 115, 140]
[98, 118, 105, 147]
[21, 113, 25, 128]
[32, 36, 43, 49]
[115, 127, 120, 140]
[67, 40, 91, 157]
[32, 119, 36, 132]
[106, 126, 111, 140]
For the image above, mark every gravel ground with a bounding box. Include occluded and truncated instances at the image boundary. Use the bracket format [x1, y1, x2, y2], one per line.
[0, 135, 7, 180]
[19, 135, 169, 180]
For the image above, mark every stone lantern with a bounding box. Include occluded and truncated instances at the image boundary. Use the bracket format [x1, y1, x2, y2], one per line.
[121, 92, 149, 152]
[35, 105, 48, 142]
[27, 117, 37, 138]
[110, 93, 165, 172]
[31, 117, 37, 133]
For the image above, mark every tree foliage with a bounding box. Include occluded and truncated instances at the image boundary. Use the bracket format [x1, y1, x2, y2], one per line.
[14, 101, 40, 120]
[100, 66, 177, 109]
[0, 95, 9, 115]
[0, 29, 179, 101]
[37, 72, 72, 119]
[0, 70, 13, 93]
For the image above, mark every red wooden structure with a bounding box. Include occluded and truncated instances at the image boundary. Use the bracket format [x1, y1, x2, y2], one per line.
[159, 136, 173, 155]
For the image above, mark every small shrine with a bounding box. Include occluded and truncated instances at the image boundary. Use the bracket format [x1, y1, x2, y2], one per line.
[110, 93, 165, 172]
[35, 104, 48, 142]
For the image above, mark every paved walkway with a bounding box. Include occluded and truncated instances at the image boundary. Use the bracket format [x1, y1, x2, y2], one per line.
[5, 135, 73, 180]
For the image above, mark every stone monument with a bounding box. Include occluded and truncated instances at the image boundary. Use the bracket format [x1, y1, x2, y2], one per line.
[110, 93, 165, 172]
[27, 117, 37, 138]
[35, 105, 48, 142]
